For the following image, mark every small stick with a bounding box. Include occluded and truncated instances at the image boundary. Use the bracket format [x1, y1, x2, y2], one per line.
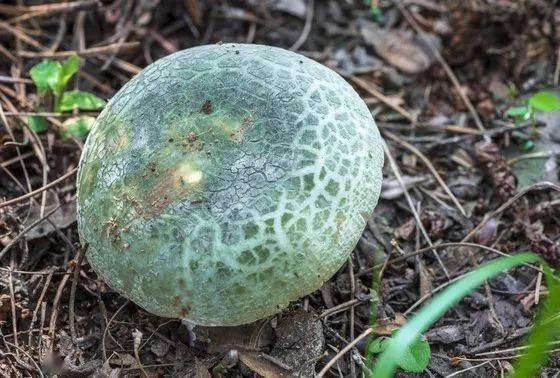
[356, 242, 550, 282]
[447, 361, 491, 377]
[102, 300, 130, 360]
[38, 302, 46, 353]
[0, 0, 99, 16]
[320, 299, 361, 319]
[350, 75, 417, 124]
[28, 271, 54, 346]
[3, 340, 44, 377]
[317, 327, 374, 377]
[8, 272, 19, 354]
[383, 139, 450, 278]
[5, 0, 100, 24]
[535, 269, 543, 305]
[17, 41, 140, 58]
[69, 247, 86, 344]
[1, 151, 34, 168]
[0, 75, 32, 84]
[379, 121, 481, 135]
[393, 0, 485, 132]
[384, 130, 467, 216]
[0, 44, 17, 63]
[0, 204, 63, 260]
[0, 168, 77, 210]
[0, 21, 47, 50]
[47, 268, 71, 351]
[461, 182, 560, 243]
[290, 0, 314, 51]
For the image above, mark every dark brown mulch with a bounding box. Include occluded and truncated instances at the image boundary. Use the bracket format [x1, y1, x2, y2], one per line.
[1, 0, 559, 376]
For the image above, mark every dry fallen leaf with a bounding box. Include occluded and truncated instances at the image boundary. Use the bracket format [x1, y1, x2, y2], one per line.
[374, 313, 407, 335]
[238, 351, 292, 378]
[394, 217, 415, 240]
[360, 21, 433, 74]
[381, 174, 431, 200]
[203, 319, 274, 353]
[22, 190, 76, 240]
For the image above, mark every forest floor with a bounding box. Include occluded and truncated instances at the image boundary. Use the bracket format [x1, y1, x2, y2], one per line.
[1, 0, 560, 377]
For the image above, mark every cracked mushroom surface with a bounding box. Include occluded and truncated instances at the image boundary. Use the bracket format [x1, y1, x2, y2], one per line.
[77, 43, 383, 326]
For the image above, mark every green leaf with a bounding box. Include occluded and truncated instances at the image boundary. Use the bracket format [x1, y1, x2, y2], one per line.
[27, 115, 48, 133]
[398, 336, 430, 373]
[367, 337, 389, 354]
[520, 140, 534, 151]
[30, 56, 80, 97]
[58, 90, 106, 112]
[528, 92, 560, 112]
[372, 253, 541, 378]
[30, 60, 61, 92]
[506, 106, 529, 118]
[59, 55, 80, 88]
[60, 116, 95, 138]
[369, 6, 382, 20]
[368, 335, 430, 373]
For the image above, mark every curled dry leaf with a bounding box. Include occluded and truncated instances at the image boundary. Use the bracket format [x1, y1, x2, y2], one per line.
[374, 313, 407, 335]
[360, 21, 433, 74]
[473, 217, 499, 245]
[425, 324, 465, 344]
[420, 210, 445, 238]
[395, 217, 415, 240]
[203, 320, 274, 353]
[381, 174, 431, 200]
[238, 351, 292, 378]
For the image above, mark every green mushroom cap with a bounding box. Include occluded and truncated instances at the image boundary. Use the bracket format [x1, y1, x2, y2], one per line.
[77, 43, 383, 326]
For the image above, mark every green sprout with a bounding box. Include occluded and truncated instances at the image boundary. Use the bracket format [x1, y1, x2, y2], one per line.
[28, 55, 106, 138]
[368, 330, 430, 374]
[506, 91, 560, 151]
[506, 91, 560, 122]
[363, 0, 382, 22]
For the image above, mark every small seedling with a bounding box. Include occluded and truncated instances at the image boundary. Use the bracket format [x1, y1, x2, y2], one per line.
[506, 91, 560, 122]
[371, 253, 560, 378]
[28, 55, 105, 137]
[363, 0, 382, 22]
[506, 91, 560, 151]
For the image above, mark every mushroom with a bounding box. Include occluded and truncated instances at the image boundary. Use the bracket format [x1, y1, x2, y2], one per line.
[77, 44, 384, 326]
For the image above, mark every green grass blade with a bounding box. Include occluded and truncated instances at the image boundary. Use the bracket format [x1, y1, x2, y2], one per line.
[511, 264, 560, 377]
[372, 252, 540, 378]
